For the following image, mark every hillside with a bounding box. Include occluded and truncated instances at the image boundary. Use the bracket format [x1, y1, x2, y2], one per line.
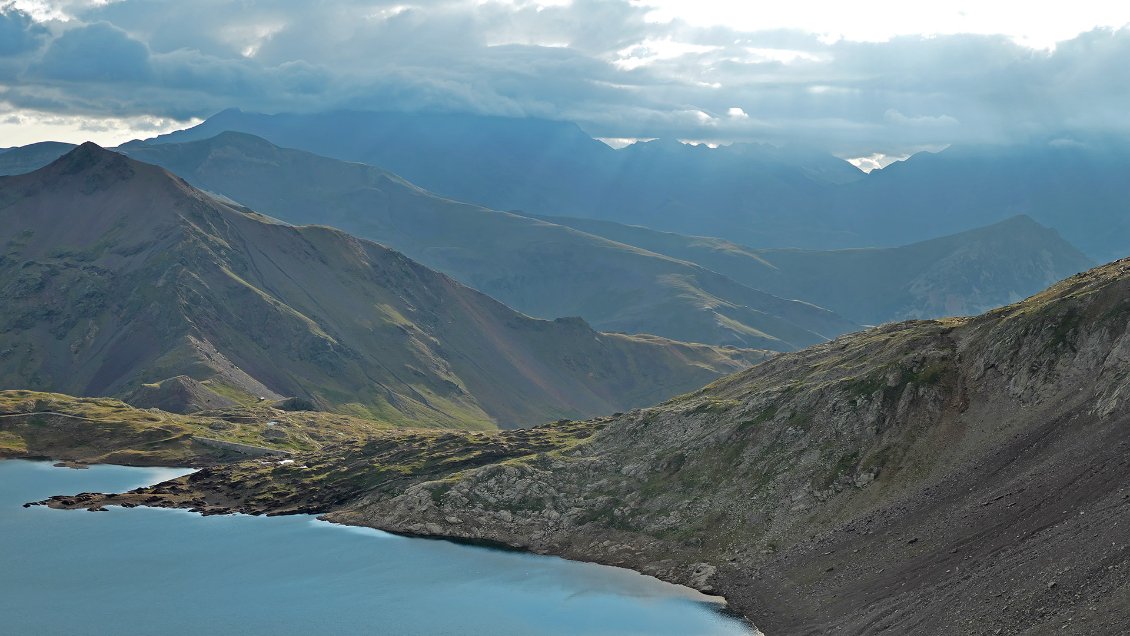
[0, 389, 407, 465]
[64, 257, 1130, 633]
[117, 132, 858, 349]
[0, 144, 765, 428]
[529, 213, 1093, 324]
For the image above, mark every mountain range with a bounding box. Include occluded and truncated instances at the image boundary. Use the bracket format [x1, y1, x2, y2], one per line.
[131, 110, 1129, 262]
[0, 132, 1092, 341]
[118, 131, 857, 349]
[142, 109, 864, 244]
[0, 144, 764, 428]
[523, 212, 1093, 325]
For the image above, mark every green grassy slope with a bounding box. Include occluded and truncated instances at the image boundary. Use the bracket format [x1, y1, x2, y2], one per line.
[0, 389, 408, 465]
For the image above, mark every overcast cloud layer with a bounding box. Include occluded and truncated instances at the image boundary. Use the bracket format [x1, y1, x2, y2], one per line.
[2, 0, 1129, 155]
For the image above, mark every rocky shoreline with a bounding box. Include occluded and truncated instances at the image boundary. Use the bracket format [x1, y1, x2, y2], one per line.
[27, 463, 760, 633]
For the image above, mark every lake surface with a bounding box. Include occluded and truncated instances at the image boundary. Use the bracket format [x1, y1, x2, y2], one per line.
[0, 460, 755, 635]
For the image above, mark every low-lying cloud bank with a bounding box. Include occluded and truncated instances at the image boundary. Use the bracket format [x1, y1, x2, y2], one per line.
[2, 1, 1129, 155]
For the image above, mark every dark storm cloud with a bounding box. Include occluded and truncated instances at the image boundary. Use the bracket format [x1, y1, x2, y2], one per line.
[0, 6, 47, 56]
[3, 1, 1129, 154]
[35, 22, 152, 82]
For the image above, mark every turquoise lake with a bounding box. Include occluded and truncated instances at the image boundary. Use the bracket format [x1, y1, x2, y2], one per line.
[0, 460, 755, 635]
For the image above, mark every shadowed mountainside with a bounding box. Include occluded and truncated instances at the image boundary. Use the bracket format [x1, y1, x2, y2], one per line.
[142, 109, 864, 246]
[0, 144, 765, 428]
[118, 131, 858, 349]
[0, 132, 1095, 336]
[525, 212, 1093, 325]
[138, 111, 1130, 260]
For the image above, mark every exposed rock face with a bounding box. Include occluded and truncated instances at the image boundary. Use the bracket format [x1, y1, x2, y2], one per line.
[125, 376, 239, 414]
[327, 258, 1130, 634]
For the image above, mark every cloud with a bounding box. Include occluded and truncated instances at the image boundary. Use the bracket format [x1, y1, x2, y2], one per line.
[34, 21, 151, 82]
[0, 6, 48, 56]
[2, 1, 1130, 154]
[844, 152, 911, 173]
[0, 107, 196, 146]
[883, 109, 959, 127]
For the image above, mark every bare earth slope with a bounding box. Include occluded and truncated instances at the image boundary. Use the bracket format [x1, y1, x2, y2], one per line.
[51, 258, 1130, 633]
[0, 144, 764, 428]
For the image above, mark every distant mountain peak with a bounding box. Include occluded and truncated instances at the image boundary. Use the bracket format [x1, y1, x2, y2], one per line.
[178, 129, 279, 149]
[13, 142, 148, 196]
[52, 141, 127, 171]
[970, 213, 1064, 238]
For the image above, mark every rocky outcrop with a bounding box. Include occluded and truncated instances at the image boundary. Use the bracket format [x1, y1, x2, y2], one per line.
[329, 258, 1130, 634]
[126, 376, 239, 414]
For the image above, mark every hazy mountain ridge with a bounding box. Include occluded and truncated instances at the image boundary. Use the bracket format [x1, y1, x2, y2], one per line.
[0, 141, 76, 175]
[136, 110, 1130, 261]
[139, 110, 866, 245]
[116, 131, 859, 350]
[825, 136, 1130, 262]
[527, 212, 1094, 324]
[146, 108, 865, 193]
[0, 144, 765, 428]
[0, 132, 1093, 336]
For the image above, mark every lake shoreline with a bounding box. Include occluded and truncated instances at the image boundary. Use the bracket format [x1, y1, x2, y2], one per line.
[18, 455, 758, 632]
[4, 459, 754, 635]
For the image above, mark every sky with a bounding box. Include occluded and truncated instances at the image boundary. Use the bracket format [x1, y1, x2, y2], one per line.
[2, 0, 1130, 163]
